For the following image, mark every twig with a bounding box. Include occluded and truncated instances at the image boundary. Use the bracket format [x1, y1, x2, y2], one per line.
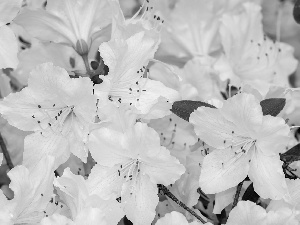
[158, 184, 206, 223]
[0, 132, 14, 170]
[232, 180, 244, 209]
[81, 54, 93, 76]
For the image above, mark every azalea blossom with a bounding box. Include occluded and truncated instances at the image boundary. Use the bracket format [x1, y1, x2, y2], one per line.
[95, 2, 180, 118]
[190, 93, 290, 199]
[40, 168, 124, 225]
[214, 2, 298, 95]
[14, 0, 112, 55]
[0, 63, 97, 168]
[87, 122, 185, 225]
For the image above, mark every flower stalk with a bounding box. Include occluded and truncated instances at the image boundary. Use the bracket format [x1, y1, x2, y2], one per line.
[0, 132, 14, 170]
[158, 184, 206, 224]
[232, 180, 244, 209]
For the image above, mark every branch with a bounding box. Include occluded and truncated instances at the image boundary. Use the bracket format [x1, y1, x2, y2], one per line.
[0, 132, 14, 170]
[232, 180, 244, 209]
[158, 184, 206, 224]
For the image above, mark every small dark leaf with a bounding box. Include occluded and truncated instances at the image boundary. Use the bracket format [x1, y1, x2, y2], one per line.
[242, 183, 259, 203]
[294, 0, 300, 24]
[280, 143, 300, 164]
[171, 100, 216, 122]
[260, 98, 286, 117]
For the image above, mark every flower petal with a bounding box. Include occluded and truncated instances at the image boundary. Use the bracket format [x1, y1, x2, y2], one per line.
[199, 149, 250, 194]
[220, 93, 263, 136]
[0, 0, 22, 25]
[15, 0, 112, 47]
[255, 115, 290, 156]
[122, 174, 159, 225]
[190, 107, 236, 149]
[248, 151, 288, 200]
[88, 127, 132, 167]
[23, 132, 70, 170]
[0, 26, 19, 69]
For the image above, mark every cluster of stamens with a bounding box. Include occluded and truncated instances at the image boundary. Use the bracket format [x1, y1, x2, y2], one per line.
[31, 103, 75, 137]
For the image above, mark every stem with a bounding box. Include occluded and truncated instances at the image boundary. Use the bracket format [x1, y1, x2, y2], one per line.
[232, 180, 244, 209]
[81, 54, 92, 76]
[0, 132, 13, 170]
[158, 184, 206, 224]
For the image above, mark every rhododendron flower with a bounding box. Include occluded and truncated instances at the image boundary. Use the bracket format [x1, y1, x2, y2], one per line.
[49, 168, 124, 225]
[87, 122, 185, 225]
[214, 2, 298, 95]
[0, 156, 55, 224]
[0, 63, 97, 168]
[0, 0, 22, 69]
[96, 30, 180, 116]
[14, 0, 112, 55]
[190, 93, 290, 199]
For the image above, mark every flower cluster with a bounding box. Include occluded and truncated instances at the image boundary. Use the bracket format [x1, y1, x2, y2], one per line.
[0, 0, 300, 224]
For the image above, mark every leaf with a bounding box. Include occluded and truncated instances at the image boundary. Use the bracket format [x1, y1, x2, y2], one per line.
[260, 98, 286, 117]
[242, 183, 259, 203]
[280, 143, 300, 165]
[171, 100, 216, 122]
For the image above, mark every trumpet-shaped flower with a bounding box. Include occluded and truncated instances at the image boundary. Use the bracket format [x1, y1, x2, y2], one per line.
[14, 0, 112, 55]
[93, 0, 179, 118]
[0, 63, 97, 168]
[47, 168, 124, 225]
[97, 30, 180, 116]
[214, 2, 298, 95]
[87, 122, 185, 225]
[190, 93, 290, 199]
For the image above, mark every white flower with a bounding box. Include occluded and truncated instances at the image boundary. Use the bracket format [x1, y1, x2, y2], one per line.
[87, 122, 185, 225]
[0, 63, 97, 168]
[190, 93, 290, 199]
[214, 2, 298, 95]
[14, 0, 112, 55]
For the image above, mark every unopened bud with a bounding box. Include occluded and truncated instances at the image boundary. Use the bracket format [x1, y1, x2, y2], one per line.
[75, 39, 89, 56]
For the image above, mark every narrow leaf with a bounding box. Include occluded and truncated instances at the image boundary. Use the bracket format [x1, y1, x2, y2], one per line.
[280, 143, 300, 164]
[260, 98, 286, 117]
[171, 100, 216, 122]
